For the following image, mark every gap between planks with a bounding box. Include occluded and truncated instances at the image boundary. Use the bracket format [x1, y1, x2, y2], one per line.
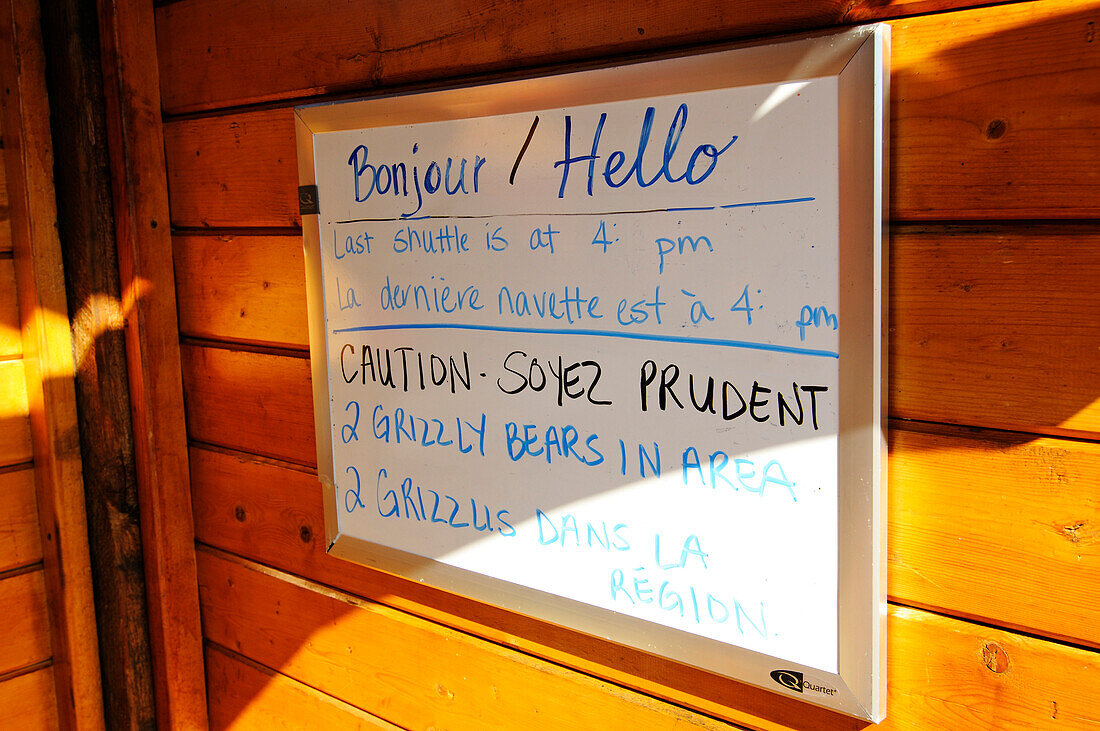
[0, 658, 52, 686]
[885, 594, 1100, 655]
[0, 460, 33, 476]
[202, 642, 408, 731]
[0, 560, 44, 582]
[180, 335, 308, 359]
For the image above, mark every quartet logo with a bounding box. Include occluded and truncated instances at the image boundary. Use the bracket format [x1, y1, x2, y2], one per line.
[769, 669, 838, 696]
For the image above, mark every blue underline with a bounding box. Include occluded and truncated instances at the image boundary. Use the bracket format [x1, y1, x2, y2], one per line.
[721, 196, 816, 209]
[334, 196, 816, 224]
[331, 322, 838, 359]
[666, 197, 818, 213]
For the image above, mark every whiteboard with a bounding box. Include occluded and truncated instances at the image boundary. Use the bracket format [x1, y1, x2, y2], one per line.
[297, 25, 887, 722]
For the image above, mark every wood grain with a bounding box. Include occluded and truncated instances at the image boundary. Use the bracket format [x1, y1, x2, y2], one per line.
[159, 1, 1100, 727]
[889, 0, 1100, 218]
[154, 0, 1010, 116]
[0, 1, 104, 724]
[885, 604, 1100, 729]
[43, 1, 158, 724]
[197, 548, 1100, 730]
[0, 359, 32, 467]
[0, 569, 52, 675]
[97, 0, 210, 725]
[889, 224, 1100, 438]
[0, 666, 59, 730]
[204, 644, 403, 731]
[154, 0, 844, 116]
[162, 0, 1100, 227]
[165, 110, 298, 230]
[173, 234, 308, 349]
[0, 467, 42, 572]
[0, 258, 20, 358]
[889, 425, 1099, 648]
[180, 344, 315, 466]
[198, 548, 789, 730]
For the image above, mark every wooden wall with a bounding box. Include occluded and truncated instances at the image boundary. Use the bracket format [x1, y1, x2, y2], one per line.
[0, 123, 61, 731]
[1, 2, 107, 726]
[156, 0, 1100, 728]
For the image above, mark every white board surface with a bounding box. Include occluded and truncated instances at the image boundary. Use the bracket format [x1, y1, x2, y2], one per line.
[297, 25, 887, 722]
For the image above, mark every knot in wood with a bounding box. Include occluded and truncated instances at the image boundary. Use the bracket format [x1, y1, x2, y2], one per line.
[982, 642, 1010, 673]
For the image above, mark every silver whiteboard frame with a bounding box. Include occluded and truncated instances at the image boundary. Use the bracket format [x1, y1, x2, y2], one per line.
[296, 24, 888, 722]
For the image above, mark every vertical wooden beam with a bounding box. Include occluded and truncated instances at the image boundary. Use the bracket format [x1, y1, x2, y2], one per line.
[0, 0, 105, 729]
[96, 0, 209, 726]
[38, 0, 156, 728]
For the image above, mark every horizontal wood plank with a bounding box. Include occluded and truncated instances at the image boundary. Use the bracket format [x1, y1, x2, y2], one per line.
[205, 644, 402, 730]
[155, 0, 1012, 116]
[189, 420, 1099, 697]
[165, 109, 298, 230]
[0, 666, 58, 730]
[197, 548, 802, 730]
[0, 257, 19, 357]
[173, 234, 307, 349]
[155, 0, 837, 116]
[180, 344, 315, 466]
[0, 569, 52, 675]
[890, 224, 1100, 438]
[0, 466, 41, 572]
[0, 359, 32, 467]
[162, 0, 1100, 227]
[885, 604, 1099, 728]
[889, 0, 1100, 218]
[174, 224, 1100, 441]
[889, 425, 1099, 647]
[197, 548, 1100, 730]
